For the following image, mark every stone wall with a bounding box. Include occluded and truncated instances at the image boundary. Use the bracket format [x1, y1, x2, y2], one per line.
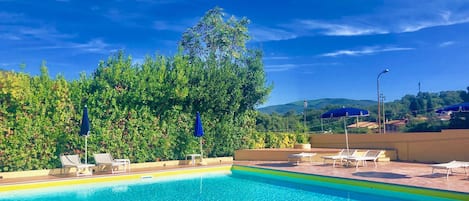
[310, 129, 469, 163]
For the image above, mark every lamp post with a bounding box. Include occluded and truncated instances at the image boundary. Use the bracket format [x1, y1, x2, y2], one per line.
[382, 94, 386, 134]
[377, 69, 389, 134]
[303, 100, 307, 133]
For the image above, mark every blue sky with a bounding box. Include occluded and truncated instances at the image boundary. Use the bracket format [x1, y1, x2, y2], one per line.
[1, 0, 469, 107]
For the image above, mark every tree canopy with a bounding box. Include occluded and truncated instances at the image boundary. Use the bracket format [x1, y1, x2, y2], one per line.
[0, 7, 273, 172]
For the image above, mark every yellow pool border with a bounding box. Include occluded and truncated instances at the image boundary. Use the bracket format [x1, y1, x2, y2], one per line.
[232, 165, 468, 200]
[1, 164, 467, 200]
[0, 165, 231, 193]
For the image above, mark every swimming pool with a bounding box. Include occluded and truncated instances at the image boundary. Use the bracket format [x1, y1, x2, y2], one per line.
[0, 165, 466, 201]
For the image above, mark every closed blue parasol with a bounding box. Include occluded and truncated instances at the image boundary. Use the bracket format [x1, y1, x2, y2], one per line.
[194, 111, 204, 137]
[321, 107, 369, 154]
[80, 105, 90, 164]
[80, 106, 90, 136]
[436, 102, 469, 114]
[194, 112, 204, 160]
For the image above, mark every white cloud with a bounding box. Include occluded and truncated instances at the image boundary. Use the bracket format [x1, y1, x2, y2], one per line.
[1, 25, 78, 50]
[153, 17, 199, 33]
[249, 25, 297, 42]
[399, 11, 469, 33]
[295, 20, 388, 36]
[264, 63, 330, 72]
[18, 26, 75, 40]
[135, 0, 187, 4]
[0, 62, 14, 67]
[3, 19, 114, 54]
[264, 64, 298, 72]
[264, 62, 339, 74]
[321, 46, 414, 57]
[0, 33, 21, 40]
[288, 10, 469, 38]
[0, 13, 75, 42]
[71, 39, 111, 53]
[18, 38, 115, 54]
[263, 56, 291, 60]
[439, 41, 455, 47]
[257, 6, 469, 41]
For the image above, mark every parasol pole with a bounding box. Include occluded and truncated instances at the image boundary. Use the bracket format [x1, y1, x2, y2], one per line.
[321, 119, 324, 133]
[356, 116, 358, 128]
[85, 135, 88, 164]
[343, 117, 350, 155]
[199, 137, 203, 161]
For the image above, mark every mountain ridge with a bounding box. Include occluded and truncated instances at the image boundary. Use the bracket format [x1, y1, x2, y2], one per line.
[258, 98, 377, 114]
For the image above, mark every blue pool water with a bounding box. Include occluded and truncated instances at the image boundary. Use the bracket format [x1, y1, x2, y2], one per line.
[0, 171, 455, 201]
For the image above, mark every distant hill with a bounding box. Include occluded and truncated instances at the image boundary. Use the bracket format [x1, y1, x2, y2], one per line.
[258, 98, 377, 114]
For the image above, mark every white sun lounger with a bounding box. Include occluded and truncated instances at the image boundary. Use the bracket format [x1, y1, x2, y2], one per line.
[430, 160, 469, 179]
[60, 154, 95, 176]
[288, 152, 316, 165]
[94, 153, 130, 174]
[321, 149, 358, 167]
[344, 150, 384, 170]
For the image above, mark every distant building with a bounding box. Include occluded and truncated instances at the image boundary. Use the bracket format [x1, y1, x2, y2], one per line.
[385, 119, 407, 133]
[347, 121, 378, 129]
[437, 111, 452, 121]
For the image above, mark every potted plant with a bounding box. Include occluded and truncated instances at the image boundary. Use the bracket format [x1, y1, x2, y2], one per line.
[294, 133, 311, 149]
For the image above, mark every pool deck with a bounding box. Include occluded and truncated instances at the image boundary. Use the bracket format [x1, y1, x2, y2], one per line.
[0, 160, 468, 194]
[234, 160, 469, 194]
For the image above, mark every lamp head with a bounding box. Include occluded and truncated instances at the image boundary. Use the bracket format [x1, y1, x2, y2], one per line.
[382, 69, 389, 73]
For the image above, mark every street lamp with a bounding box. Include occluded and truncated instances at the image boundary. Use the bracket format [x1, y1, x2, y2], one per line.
[377, 69, 389, 134]
[303, 100, 307, 133]
[381, 94, 386, 134]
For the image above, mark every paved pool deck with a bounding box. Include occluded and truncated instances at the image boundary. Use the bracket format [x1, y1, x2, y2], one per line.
[234, 160, 469, 194]
[0, 160, 468, 194]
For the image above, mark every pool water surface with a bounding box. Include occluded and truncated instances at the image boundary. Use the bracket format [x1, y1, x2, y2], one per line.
[0, 167, 463, 201]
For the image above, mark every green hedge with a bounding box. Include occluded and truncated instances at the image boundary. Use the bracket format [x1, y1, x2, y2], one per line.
[0, 51, 272, 172]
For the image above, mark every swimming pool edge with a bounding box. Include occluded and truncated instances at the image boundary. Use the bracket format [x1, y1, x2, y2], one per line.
[231, 165, 468, 200]
[1, 164, 467, 200]
[0, 165, 232, 192]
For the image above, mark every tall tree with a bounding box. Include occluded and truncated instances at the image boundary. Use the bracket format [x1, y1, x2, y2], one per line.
[409, 97, 421, 117]
[179, 7, 271, 114]
[180, 7, 250, 63]
[179, 7, 272, 157]
[426, 95, 434, 113]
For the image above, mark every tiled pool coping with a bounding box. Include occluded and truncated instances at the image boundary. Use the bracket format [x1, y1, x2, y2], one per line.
[1, 160, 468, 199]
[233, 165, 468, 200]
[234, 160, 469, 194]
[1, 163, 468, 200]
[0, 165, 231, 192]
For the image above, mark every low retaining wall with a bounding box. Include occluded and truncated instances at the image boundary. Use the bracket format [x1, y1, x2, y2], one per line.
[0, 166, 233, 192]
[234, 148, 395, 162]
[310, 129, 469, 163]
[0, 157, 233, 179]
[235, 148, 328, 162]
